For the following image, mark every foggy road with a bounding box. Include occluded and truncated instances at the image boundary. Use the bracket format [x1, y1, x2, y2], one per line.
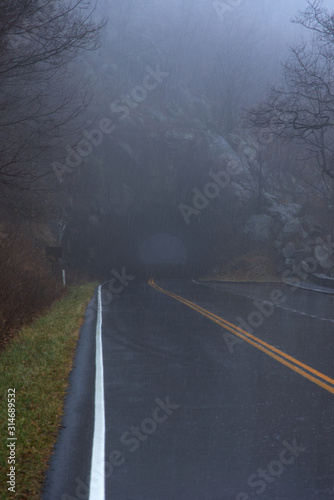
[44, 280, 334, 500]
[5, 1, 334, 499]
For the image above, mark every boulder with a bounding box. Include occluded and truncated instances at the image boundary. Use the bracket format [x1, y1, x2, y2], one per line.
[282, 242, 295, 259]
[300, 260, 311, 273]
[207, 133, 249, 175]
[302, 215, 323, 237]
[294, 248, 312, 263]
[265, 194, 302, 223]
[278, 218, 307, 243]
[314, 245, 334, 270]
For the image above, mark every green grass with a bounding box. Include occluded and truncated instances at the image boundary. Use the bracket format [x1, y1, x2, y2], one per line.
[0, 282, 98, 499]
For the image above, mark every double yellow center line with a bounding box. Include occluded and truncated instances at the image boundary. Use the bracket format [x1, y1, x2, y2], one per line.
[148, 279, 334, 395]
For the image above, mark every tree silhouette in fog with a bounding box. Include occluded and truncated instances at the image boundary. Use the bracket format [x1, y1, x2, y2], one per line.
[249, 0, 334, 181]
[0, 0, 104, 213]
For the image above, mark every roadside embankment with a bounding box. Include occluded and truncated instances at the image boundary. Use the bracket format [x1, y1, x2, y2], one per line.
[0, 282, 97, 500]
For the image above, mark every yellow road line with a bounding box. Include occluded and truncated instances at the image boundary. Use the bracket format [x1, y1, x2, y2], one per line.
[150, 279, 334, 385]
[148, 279, 334, 395]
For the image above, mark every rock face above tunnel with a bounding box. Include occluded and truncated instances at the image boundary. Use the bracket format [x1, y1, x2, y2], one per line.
[59, 77, 332, 278]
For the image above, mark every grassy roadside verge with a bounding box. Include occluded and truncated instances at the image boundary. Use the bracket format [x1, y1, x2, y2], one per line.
[201, 252, 281, 283]
[0, 282, 98, 500]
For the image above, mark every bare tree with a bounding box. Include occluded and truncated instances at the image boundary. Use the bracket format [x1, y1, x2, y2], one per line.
[248, 0, 334, 180]
[0, 0, 105, 202]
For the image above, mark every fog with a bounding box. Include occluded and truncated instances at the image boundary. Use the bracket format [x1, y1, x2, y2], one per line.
[2, 0, 334, 278]
[2, 3, 334, 498]
[64, 0, 333, 277]
[96, 0, 308, 102]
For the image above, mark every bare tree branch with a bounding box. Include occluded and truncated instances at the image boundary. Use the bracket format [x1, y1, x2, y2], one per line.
[248, 1, 334, 180]
[0, 0, 105, 203]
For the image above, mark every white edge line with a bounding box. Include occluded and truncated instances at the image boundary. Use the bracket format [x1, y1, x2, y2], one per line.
[198, 282, 334, 323]
[89, 285, 105, 500]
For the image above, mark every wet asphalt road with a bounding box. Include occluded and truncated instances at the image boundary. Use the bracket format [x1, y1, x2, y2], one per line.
[44, 280, 334, 500]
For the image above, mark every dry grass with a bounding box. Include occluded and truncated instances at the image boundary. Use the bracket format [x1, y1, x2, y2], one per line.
[203, 252, 281, 282]
[0, 226, 64, 349]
